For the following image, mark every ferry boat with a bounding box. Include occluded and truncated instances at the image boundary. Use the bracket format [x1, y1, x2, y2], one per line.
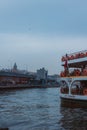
[60, 50, 87, 108]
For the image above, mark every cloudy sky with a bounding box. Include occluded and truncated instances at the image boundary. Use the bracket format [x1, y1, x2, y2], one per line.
[0, 0, 87, 74]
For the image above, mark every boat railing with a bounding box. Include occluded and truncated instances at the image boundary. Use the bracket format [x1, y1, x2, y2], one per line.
[66, 50, 87, 56]
[61, 50, 87, 61]
[60, 71, 87, 77]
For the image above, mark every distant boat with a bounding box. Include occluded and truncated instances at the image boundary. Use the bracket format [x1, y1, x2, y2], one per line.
[60, 50, 87, 108]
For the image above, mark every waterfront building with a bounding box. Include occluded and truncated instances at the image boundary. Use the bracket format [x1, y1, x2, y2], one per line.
[0, 71, 34, 85]
[48, 74, 60, 81]
[47, 74, 60, 87]
[0, 63, 35, 86]
[37, 67, 48, 80]
[36, 67, 48, 84]
[0, 63, 60, 87]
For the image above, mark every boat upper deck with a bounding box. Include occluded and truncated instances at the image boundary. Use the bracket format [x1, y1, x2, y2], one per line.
[62, 57, 87, 68]
[61, 50, 87, 68]
[60, 50, 87, 77]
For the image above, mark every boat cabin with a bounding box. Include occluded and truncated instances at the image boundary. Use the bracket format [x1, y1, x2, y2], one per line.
[60, 50, 87, 77]
[60, 77, 87, 96]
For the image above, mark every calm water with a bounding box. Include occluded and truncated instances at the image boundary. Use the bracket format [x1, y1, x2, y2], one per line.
[0, 88, 87, 130]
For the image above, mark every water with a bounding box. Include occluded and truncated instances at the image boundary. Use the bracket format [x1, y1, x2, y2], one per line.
[0, 88, 87, 130]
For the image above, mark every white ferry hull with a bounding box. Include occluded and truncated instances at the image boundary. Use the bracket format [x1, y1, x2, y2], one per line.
[60, 94, 87, 108]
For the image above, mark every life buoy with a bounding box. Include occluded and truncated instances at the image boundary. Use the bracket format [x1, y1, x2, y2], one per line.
[75, 53, 80, 59]
[60, 71, 65, 77]
[70, 55, 74, 60]
[61, 56, 66, 61]
[75, 70, 80, 76]
[83, 89, 87, 95]
[85, 52, 87, 57]
[82, 69, 87, 76]
[79, 53, 85, 58]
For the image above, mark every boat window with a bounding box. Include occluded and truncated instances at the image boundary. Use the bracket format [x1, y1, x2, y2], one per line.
[80, 81, 87, 88]
[71, 81, 80, 95]
[71, 80, 87, 95]
[80, 81, 87, 95]
[71, 81, 81, 95]
[60, 81, 69, 94]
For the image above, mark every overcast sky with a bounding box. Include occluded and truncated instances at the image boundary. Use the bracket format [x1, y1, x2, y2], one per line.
[0, 0, 87, 74]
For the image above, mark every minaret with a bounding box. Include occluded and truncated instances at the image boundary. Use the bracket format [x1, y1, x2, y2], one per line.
[12, 63, 18, 72]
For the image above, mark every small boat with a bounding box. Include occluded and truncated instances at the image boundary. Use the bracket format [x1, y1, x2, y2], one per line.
[60, 50, 87, 108]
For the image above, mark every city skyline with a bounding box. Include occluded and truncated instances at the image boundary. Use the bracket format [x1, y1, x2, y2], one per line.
[0, 0, 87, 74]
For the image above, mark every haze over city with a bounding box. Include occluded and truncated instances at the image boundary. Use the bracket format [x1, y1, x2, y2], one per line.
[0, 0, 87, 74]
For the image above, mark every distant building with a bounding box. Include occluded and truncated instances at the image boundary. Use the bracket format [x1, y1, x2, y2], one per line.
[36, 67, 48, 80]
[0, 71, 33, 85]
[48, 74, 60, 82]
[47, 74, 60, 87]
[0, 62, 61, 87]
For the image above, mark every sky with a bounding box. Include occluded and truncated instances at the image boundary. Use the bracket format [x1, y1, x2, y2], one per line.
[0, 0, 87, 75]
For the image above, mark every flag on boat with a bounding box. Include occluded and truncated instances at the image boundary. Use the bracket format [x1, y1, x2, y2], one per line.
[64, 54, 69, 77]
[64, 54, 68, 69]
[64, 60, 68, 69]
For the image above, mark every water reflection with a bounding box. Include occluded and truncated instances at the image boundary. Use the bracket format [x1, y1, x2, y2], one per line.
[59, 107, 87, 130]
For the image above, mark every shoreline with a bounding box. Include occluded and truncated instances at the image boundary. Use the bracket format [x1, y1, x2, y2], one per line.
[0, 84, 59, 90]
